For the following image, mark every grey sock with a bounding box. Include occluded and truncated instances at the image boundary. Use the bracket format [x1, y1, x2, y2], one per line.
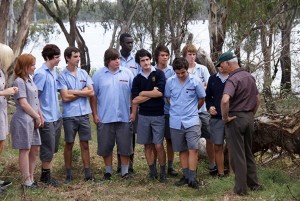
[188, 169, 196, 183]
[121, 165, 129, 176]
[84, 168, 91, 178]
[66, 168, 72, 177]
[183, 168, 189, 179]
[105, 166, 112, 174]
[168, 160, 173, 169]
[160, 165, 166, 176]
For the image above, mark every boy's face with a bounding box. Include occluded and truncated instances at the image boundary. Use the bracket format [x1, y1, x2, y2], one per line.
[175, 68, 188, 82]
[140, 56, 151, 71]
[67, 52, 80, 67]
[108, 57, 120, 70]
[157, 51, 169, 66]
[48, 55, 61, 67]
[121, 37, 134, 53]
[185, 52, 196, 65]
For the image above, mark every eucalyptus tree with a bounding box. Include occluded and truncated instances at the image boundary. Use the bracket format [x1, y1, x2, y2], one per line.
[37, 0, 91, 73]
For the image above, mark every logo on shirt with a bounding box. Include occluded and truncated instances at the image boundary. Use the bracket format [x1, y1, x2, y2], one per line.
[152, 76, 156, 82]
[120, 80, 129, 82]
[186, 88, 195, 91]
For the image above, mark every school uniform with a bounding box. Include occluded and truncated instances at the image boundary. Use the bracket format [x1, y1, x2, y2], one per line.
[11, 77, 41, 149]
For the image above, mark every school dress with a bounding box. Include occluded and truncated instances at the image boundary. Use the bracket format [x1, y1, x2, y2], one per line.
[0, 70, 8, 140]
[10, 77, 41, 149]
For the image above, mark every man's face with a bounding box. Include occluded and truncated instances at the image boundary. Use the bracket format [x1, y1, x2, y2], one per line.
[185, 52, 196, 65]
[157, 51, 169, 66]
[48, 55, 61, 67]
[67, 52, 80, 67]
[121, 37, 133, 53]
[175, 68, 188, 82]
[139, 56, 151, 71]
[220, 61, 230, 73]
[108, 57, 120, 70]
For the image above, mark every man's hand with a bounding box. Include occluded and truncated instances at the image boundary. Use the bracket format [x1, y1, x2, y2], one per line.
[130, 113, 136, 122]
[92, 114, 100, 124]
[209, 106, 217, 116]
[222, 115, 237, 124]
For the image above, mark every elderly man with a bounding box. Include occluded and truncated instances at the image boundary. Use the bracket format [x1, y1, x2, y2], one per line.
[217, 51, 262, 195]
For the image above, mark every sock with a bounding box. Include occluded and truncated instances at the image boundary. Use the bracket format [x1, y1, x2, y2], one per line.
[209, 163, 216, 169]
[149, 164, 157, 176]
[42, 168, 50, 173]
[188, 169, 196, 183]
[105, 166, 112, 174]
[182, 168, 189, 179]
[121, 165, 129, 176]
[84, 168, 91, 178]
[160, 165, 166, 176]
[66, 168, 72, 177]
[168, 160, 174, 169]
[24, 180, 32, 186]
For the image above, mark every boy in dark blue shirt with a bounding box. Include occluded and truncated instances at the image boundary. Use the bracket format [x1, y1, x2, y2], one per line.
[131, 49, 167, 182]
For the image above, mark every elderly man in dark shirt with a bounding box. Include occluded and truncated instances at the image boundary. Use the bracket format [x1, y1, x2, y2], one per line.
[216, 51, 262, 196]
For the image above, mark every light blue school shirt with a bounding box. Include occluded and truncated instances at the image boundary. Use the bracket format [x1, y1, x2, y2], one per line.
[188, 63, 210, 113]
[154, 64, 175, 114]
[57, 67, 93, 118]
[33, 64, 61, 122]
[120, 52, 140, 76]
[92, 66, 133, 123]
[165, 74, 206, 129]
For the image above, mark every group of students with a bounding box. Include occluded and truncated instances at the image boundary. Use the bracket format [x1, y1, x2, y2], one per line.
[0, 32, 262, 196]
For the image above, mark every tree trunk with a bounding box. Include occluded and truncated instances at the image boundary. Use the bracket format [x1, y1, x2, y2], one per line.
[0, 0, 10, 43]
[208, 0, 230, 62]
[279, 4, 297, 96]
[6, 0, 35, 85]
[260, 24, 277, 113]
[196, 47, 216, 75]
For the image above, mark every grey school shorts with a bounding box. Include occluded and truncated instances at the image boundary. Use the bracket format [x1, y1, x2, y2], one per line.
[199, 111, 211, 139]
[97, 122, 133, 157]
[164, 114, 171, 140]
[137, 114, 165, 145]
[39, 118, 62, 161]
[63, 115, 91, 143]
[209, 118, 225, 145]
[170, 125, 201, 152]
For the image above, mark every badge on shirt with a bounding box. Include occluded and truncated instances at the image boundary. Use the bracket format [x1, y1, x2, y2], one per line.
[152, 76, 156, 82]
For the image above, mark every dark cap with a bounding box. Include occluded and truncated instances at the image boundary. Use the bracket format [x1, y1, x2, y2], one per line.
[215, 51, 236, 67]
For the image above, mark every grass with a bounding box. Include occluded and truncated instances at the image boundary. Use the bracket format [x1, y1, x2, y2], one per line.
[1, 114, 300, 200]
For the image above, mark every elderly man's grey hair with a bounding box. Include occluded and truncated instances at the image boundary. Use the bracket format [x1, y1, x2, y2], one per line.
[227, 57, 238, 64]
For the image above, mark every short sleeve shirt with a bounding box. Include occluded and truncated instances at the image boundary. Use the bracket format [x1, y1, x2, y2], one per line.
[120, 52, 140, 76]
[165, 74, 206, 129]
[57, 67, 93, 118]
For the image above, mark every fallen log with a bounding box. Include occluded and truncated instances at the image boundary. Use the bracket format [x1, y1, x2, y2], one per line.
[253, 111, 300, 155]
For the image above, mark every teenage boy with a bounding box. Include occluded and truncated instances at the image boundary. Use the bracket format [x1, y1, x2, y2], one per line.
[117, 33, 138, 174]
[153, 45, 178, 177]
[90, 48, 133, 179]
[131, 49, 167, 182]
[205, 66, 230, 178]
[182, 44, 217, 175]
[57, 47, 94, 183]
[165, 57, 206, 189]
[33, 44, 62, 187]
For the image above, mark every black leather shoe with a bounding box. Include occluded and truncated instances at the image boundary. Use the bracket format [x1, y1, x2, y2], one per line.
[188, 180, 200, 189]
[174, 177, 188, 186]
[168, 168, 178, 177]
[102, 172, 112, 180]
[250, 185, 263, 191]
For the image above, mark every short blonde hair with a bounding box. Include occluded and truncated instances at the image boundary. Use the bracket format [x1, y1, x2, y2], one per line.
[0, 43, 14, 70]
[181, 44, 197, 57]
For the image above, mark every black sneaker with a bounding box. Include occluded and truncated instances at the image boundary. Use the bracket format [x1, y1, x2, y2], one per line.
[159, 174, 167, 183]
[102, 172, 112, 180]
[209, 166, 218, 176]
[0, 180, 12, 188]
[65, 175, 73, 184]
[168, 168, 178, 177]
[148, 173, 158, 180]
[188, 180, 200, 189]
[84, 176, 96, 182]
[22, 183, 38, 189]
[217, 174, 225, 179]
[174, 177, 188, 186]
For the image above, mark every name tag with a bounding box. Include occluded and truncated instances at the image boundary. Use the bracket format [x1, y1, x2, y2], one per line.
[129, 66, 137, 69]
[120, 80, 128, 82]
[80, 80, 86, 82]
